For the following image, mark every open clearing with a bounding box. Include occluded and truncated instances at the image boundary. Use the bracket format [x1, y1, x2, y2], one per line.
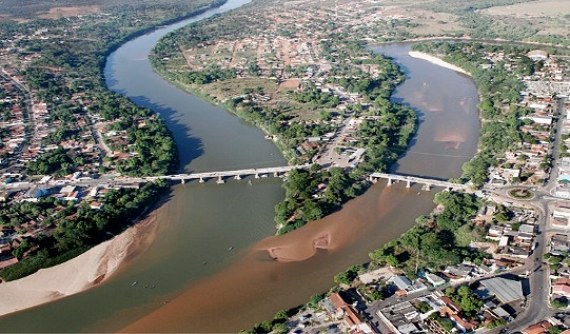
[482, 0, 570, 17]
[38, 6, 101, 19]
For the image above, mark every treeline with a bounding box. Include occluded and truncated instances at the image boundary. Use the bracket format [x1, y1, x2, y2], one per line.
[0, 181, 168, 281]
[178, 64, 237, 85]
[356, 103, 417, 173]
[294, 83, 340, 108]
[116, 116, 178, 175]
[265, 191, 487, 333]
[275, 166, 359, 234]
[27, 147, 84, 176]
[274, 101, 416, 235]
[368, 191, 487, 277]
[19, 23, 181, 176]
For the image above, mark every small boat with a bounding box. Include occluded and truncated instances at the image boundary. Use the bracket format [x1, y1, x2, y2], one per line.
[228, 246, 234, 251]
[131, 281, 138, 287]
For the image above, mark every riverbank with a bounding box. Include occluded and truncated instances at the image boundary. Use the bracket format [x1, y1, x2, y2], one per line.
[0, 0, 234, 316]
[0, 211, 158, 317]
[408, 51, 472, 76]
[148, 64, 298, 164]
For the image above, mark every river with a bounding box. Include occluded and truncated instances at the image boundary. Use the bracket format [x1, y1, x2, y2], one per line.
[0, 1, 480, 332]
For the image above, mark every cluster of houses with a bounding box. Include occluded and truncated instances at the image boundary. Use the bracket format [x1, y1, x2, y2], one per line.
[358, 259, 527, 333]
[284, 292, 374, 334]
[521, 317, 570, 334]
[485, 219, 538, 260]
[173, 2, 412, 167]
[0, 83, 160, 190]
[183, 35, 320, 79]
[180, 0, 399, 80]
[286, 200, 542, 333]
[554, 98, 570, 197]
[0, 239, 18, 271]
[0, 71, 27, 174]
[321, 293, 376, 334]
[378, 274, 526, 334]
[0, 181, 129, 271]
[485, 50, 570, 188]
[547, 207, 570, 308]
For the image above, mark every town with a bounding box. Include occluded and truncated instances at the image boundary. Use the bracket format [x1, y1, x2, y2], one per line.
[241, 45, 570, 333]
[0, 0, 570, 332]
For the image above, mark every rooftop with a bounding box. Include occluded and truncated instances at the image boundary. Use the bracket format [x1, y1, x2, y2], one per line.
[480, 277, 525, 304]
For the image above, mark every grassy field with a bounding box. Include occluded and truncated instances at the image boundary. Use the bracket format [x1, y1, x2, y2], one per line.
[379, 0, 569, 40]
[482, 0, 570, 17]
[481, 0, 570, 37]
[203, 78, 278, 100]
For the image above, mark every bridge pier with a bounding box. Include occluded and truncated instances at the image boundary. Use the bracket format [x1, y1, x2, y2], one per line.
[273, 172, 279, 177]
[181, 179, 185, 184]
[406, 180, 411, 188]
[255, 173, 260, 179]
[216, 176, 225, 184]
[387, 178, 393, 186]
[199, 177, 205, 183]
[234, 175, 241, 180]
[423, 183, 431, 191]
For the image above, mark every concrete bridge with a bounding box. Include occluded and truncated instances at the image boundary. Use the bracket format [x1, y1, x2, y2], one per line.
[25, 166, 472, 192]
[369, 172, 471, 192]
[113, 165, 310, 185]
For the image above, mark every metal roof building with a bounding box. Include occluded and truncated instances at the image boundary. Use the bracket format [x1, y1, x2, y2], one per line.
[480, 277, 524, 304]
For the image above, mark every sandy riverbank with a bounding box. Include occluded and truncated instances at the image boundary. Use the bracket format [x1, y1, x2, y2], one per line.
[0, 212, 158, 317]
[408, 51, 472, 76]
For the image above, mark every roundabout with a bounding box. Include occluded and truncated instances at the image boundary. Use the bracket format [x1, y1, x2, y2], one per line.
[508, 188, 535, 200]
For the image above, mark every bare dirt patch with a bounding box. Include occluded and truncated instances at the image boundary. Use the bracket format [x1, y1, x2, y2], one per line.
[383, 6, 462, 36]
[277, 78, 301, 92]
[482, 0, 570, 18]
[38, 5, 100, 19]
[202, 77, 278, 100]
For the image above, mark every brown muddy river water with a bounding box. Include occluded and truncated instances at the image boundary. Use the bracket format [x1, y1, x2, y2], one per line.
[0, 1, 480, 332]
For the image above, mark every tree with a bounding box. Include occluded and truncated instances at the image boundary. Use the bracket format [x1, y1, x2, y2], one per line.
[552, 297, 568, 309]
[308, 293, 325, 309]
[416, 301, 432, 313]
[274, 310, 288, 321]
[272, 322, 288, 334]
[446, 285, 483, 316]
[549, 326, 564, 334]
[252, 321, 272, 333]
[385, 254, 400, 267]
[334, 265, 359, 285]
[487, 318, 507, 329]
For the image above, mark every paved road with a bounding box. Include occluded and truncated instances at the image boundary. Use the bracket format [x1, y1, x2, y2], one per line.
[545, 97, 566, 194]
[366, 260, 535, 331]
[365, 190, 558, 334]
[486, 202, 552, 334]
